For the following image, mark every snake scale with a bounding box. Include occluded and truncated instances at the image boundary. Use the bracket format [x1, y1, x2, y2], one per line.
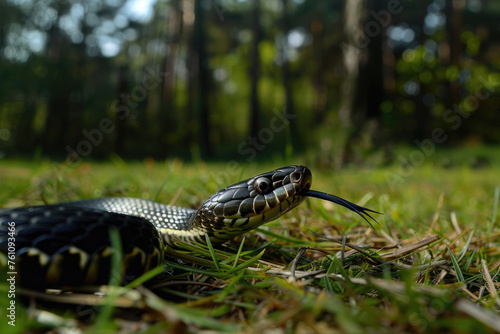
[0, 165, 380, 289]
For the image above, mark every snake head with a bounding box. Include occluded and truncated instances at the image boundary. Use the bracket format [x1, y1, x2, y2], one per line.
[189, 165, 380, 243]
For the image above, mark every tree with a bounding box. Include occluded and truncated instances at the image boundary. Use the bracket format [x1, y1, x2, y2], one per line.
[280, 0, 297, 150]
[249, 0, 261, 141]
[337, 0, 384, 167]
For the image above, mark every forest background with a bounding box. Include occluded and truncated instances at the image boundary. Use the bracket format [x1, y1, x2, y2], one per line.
[1, 0, 499, 168]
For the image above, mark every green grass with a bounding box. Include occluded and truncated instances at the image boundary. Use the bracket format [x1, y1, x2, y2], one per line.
[1, 147, 500, 333]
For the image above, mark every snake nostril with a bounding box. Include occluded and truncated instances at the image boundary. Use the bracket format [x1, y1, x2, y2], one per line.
[290, 172, 302, 183]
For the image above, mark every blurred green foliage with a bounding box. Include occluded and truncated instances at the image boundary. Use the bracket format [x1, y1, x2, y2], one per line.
[0, 0, 499, 163]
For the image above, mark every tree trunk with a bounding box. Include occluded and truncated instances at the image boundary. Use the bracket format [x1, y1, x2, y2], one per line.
[337, 0, 385, 167]
[44, 22, 70, 155]
[280, 0, 297, 151]
[444, 0, 465, 141]
[249, 0, 261, 141]
[194, 0, 211, 158]
[160, 0, 182, 150]
[337, 0, 367, 167]
[311, 13, 327, 125]
[413, 0, 432, 140]
[114, 66, 129, 156]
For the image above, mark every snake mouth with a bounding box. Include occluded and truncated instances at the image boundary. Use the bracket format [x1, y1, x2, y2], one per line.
[299, 189, 381, 227]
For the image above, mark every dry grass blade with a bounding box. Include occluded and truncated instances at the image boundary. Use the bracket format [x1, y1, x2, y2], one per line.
[380, 229, 398, 245]
[462, 288, 479, 301]
[16, 287, 145, 308]
[450, 212, 462, 235]
[481, 259, 500, 307]
[367, 276, 463, 296]
[429, 192, 445, 230]
[289, 246, 334, 282]
[489, 258, 500, 272]
[382, 235, 441, 260]
[314, 233, 385, 265]
[455, 299, 500, 332]
[248, 267, 325, 280]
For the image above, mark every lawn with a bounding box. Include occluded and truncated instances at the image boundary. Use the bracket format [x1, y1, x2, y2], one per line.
[1, 146, 500, 333]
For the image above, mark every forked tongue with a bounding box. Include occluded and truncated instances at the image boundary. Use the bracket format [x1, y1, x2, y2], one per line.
[299, 189, 382, 228]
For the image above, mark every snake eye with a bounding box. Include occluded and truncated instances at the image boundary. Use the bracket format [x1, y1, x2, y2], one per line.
[254, 177, 272, 194]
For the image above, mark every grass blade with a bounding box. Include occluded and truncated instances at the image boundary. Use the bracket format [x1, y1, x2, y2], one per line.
[457, 230, 475, 263]
[489, 186, 500, 234]
[205, 234, 221, 272]
[226, 249, 266, 275]
[232, 237, 245, 268]
[446, 245, 465, 284]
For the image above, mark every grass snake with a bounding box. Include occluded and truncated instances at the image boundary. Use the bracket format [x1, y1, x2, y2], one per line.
[0, 165, 380, 289]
